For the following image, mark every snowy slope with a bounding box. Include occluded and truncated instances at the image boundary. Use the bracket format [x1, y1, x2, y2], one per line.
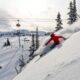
[0, 36, 46, 80]
[34, 20, 80, 56]
[0, 37, 31, 80]
[13, 22, 80, 80]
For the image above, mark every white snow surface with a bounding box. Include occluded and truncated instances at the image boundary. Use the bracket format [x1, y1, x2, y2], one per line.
[13, 21, 80, 80]
[0, 36, 46, 80]
[0, 37, 30, 80]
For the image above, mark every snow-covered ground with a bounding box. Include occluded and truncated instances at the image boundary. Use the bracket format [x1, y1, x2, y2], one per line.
[13, 21, 80, 80]
[0, 36, 47, 80]
[0, 37, 29, 80]
[0, 20, 80, 80]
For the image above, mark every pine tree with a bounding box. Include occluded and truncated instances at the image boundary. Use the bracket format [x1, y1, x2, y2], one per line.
[55, 12, 63, 31]
[15, 55, 25, 74]
[7, 38, 11, 46]
[35, 27, 39, 50]
[68, 0, 77, 24]
[29, 34, 36, 57]
[3, 38, 11, 47]
[68, 1, 74, 24]
[19, 55, 25, 67]
[73, 0, 77, 21]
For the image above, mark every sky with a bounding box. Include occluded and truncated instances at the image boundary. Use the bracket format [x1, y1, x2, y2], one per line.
[0, 0, 80, 31]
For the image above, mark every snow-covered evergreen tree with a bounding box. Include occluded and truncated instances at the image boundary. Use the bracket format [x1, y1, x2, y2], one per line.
[55, 12, 63, 31]
[3, 38, 11, 47]
[7, 38, 11, 46]
[19, 55, 25, 68]
[68, 0, 77, 24]
[29, 34, 36, 57]
[35, 27, 39, 50]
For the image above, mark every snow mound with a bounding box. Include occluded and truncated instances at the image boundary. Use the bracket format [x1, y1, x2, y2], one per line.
[13, 29, 80, 80]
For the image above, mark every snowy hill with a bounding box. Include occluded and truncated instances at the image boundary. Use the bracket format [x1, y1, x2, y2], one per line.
[0, 36, 47, 80]
[0, 30, 30, 37]
[0, 30, 47, 37]
[0, 37, 31, 80]
[13, 21, 80, 80]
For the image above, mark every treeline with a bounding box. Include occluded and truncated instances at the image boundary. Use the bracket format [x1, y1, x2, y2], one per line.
[54, 0, 78, 32]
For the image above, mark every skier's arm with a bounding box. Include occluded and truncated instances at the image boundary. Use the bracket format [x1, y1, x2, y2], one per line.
[58, 36, 66, 40]
[45, 38, 52, 45]
[58, 36, 64, 38]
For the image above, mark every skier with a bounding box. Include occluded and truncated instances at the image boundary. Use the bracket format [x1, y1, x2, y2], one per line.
[35, 33, 66, 60]
[45, 33, 66, 49]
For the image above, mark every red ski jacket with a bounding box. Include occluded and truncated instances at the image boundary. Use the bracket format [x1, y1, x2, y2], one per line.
[46, 34, 64, 45]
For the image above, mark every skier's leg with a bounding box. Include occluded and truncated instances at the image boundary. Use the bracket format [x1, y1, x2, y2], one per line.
[50, 43, 59, 49]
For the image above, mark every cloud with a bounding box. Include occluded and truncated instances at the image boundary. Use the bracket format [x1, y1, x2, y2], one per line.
[0, 0, 79, 31]
[0, 9, 13, 31]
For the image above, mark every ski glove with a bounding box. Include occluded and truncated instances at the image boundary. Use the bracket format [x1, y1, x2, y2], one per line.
[63, 37, 67, 40]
